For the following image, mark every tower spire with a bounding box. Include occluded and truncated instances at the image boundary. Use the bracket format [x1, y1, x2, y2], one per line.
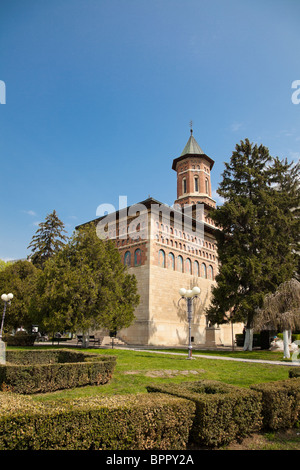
[172, 128, 216, 209]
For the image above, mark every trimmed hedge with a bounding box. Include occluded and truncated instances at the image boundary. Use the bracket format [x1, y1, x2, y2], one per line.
[0, 349, 116, 394]
[0, 392, 196, 450]
[147, 380, 263, 448]
[289, 368, 300, 378]
[2, 332, 37, 346]
[250, 378, 300, 431]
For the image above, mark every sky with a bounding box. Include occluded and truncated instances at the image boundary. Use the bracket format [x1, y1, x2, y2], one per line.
[0, 0, 299, 260]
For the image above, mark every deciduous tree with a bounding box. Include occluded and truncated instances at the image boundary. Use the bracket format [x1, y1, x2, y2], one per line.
[34, 224, 139, 342]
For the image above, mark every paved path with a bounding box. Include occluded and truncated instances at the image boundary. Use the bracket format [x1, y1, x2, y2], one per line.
[37, 341, 300, 367]
[129, 348, 300, 367]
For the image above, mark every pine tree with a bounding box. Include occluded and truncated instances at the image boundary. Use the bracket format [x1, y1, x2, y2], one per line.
[27, 210, 68, 268]
[206, 139, 300, 350]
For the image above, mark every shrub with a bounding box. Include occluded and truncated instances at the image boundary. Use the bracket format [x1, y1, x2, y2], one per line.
[289, 368, 300, 378]
[0, 392, 195, 450]
[0, 349, 116, 394]
[147, 380, 263, 448]
[277, 333, 300, 342]
[2, 332, 37, 346]
[250, 378, 300, 430]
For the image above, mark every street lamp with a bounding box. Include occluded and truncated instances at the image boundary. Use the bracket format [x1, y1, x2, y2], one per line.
[0, 293, 13, 339]
[179, 286, 200, 359]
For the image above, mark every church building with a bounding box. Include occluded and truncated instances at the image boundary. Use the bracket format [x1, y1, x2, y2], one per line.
[79, 129, 243, 347]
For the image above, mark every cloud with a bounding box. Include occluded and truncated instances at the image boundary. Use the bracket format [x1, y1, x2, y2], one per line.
[212, 190, 225, 206]
[289, 151, 300, 161]
[230, 122, 243, 132]
[23, 210, 37, 216]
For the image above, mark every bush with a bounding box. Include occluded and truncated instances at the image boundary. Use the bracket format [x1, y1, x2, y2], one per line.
[2, 332, 37, 346]
[289, 368, 300, 378]
[147, 380, 263, 448]
[0, 392, 195, 450]
[250, 378, 300, 430]
[277, 333, 300, 342]
[235, 333, 261, 347]
[0, 349, 116, 394]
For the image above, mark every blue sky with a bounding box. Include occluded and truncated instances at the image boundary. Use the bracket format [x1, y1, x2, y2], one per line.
[0, 0, 299, 260]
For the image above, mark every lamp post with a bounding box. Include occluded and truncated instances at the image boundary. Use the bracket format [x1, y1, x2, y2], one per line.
[0, 293, 13, 339]
[179, 287, 200, 359]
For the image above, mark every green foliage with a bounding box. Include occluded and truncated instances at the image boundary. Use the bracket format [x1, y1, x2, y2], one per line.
[3, 331, 37, 346]
[27, 210, 68, 268]
[0, 260, 40, 332]
[0, 392, 195, 450]
[0, 349, 116, 394]
[289, 368, 300, 379]
[251, 378, 300, 430]
[207, 139, 300, 328]
[33, 224, 139, 335]
[0, 260, 10, 271]
[147, 380, 263, 447]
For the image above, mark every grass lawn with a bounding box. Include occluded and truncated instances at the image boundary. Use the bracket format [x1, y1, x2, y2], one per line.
[27, 346, 293, 403]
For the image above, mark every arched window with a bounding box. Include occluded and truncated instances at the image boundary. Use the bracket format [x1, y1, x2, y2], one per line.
[182, 177, 187, 194]
[158, 249, 166, 268]
[124, 251, 131, 267]
[205, 178, 209, 194]
[194, 176, 199, 192]
[168, 252, 175, 270]
[134, 248, 142, 266]
[201, 262, 207, 278]
[194, 260, 200, 277]
[208, 265, 214, 280]
[185, 258, 192, 274]
[177, 255, 183, 272]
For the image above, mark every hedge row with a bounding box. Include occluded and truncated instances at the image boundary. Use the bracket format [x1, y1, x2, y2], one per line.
[250, 378, 300, 430]
[147, 377, 300, 448]
[2, 332, 37, 347]
[289, 368, 300, 378]
[0, 350, 116, 394]
[147, 380, 263, 448]
[0, 392, 196, 450]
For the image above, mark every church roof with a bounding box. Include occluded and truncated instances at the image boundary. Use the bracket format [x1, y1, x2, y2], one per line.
[180, 130, 205, 156]
[172, 130, 215, 171]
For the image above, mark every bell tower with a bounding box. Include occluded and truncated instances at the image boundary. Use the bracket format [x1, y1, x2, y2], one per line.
[172, 128, 216, 209]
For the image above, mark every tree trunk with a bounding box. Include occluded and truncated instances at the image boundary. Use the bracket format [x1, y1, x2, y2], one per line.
[283, 329, 290, 359]
[243, 328, 253, 351]
[82, 332, 90, 348]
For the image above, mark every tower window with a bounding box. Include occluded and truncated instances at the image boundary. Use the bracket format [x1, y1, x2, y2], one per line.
[194, 176, 199, 192]
[182, 177, 187, 194]
[205, 178, 209, 194]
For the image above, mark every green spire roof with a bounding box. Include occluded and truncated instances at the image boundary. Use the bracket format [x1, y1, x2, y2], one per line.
[172, 128, 215, 171]
[180, 129, 205, 156]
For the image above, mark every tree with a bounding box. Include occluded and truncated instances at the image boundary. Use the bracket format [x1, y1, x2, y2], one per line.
[206, 139, 300, 350]
[254, 279, 300, 358]
[0, 259, 10, 271]
[34, 224, 139, 343]
[0, 260, 40, 332]
[27, 210, 68, 268]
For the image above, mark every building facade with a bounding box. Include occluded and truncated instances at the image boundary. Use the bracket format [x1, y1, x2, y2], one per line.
[80, 130, 243, 347]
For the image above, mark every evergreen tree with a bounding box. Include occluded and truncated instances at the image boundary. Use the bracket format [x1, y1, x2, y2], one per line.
[27, 210, 68, 268]
[34, 224, 139, 340]
[206, 139, 300, 350]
